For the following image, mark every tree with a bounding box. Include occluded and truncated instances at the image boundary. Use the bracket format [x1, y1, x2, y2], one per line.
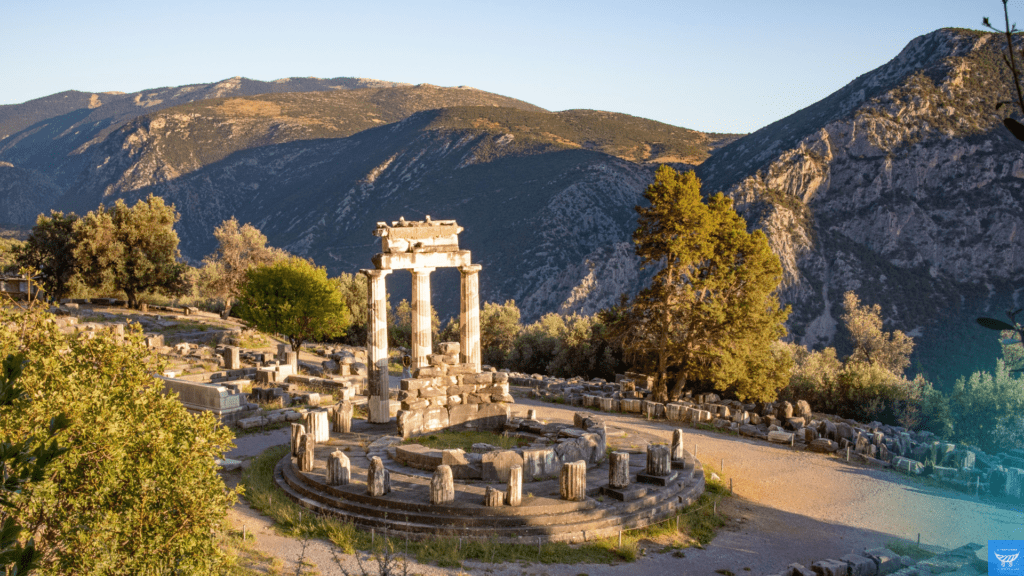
[841, 292, 913, 376]
[200, 218, 287, 313]
[335, 272, 369, 347]
[0, 305, 238, 573]
[480, 300, 521, 368]
[622, 166, 790, 402]
[236, 257, 351, 353]
[14, 212, 80, 302]
[389, 299, 439, 350]
[74, 195, 186, 309]
[0, 238, 25, 274]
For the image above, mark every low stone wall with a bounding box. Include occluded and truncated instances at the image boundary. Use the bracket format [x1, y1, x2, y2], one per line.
[159, 376, 257, 425]
[512, 371, 1024, 502]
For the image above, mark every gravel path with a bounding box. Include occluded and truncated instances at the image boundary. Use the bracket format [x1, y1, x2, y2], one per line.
[224, 398, 1022, 575]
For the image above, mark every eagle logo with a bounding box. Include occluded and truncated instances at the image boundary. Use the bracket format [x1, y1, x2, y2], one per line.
[995, 552, 1020, 568]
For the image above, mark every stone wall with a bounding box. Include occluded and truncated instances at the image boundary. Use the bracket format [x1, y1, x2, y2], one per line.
[397, 342, 515, 438]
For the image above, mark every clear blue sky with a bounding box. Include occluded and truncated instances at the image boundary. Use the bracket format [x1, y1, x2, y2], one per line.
[0, 0, 995, 133]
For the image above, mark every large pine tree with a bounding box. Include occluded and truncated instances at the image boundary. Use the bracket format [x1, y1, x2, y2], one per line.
[625, 166, 790, 402]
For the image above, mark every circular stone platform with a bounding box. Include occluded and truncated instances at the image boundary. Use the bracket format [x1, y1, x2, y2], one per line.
[274, 429, 706, 543]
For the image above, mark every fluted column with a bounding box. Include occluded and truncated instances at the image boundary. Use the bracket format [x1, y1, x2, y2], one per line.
[362, 269, 392, 423]
[410, 267, 435, 371]
[459, 264, 482, 369]
[560, 460, 587, 501]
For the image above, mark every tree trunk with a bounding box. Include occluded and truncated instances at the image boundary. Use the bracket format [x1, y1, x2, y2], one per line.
[669, 370, 687, 401]
[654, 263, 673, 403]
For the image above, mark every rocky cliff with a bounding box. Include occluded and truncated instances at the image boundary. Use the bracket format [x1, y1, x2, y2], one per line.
[697, 28, 1023, 386]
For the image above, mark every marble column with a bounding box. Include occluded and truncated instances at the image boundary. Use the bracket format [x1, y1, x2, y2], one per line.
[410, 267, 435, 371]
[362, 269, 392, 423]
[459, 264, 482, 370]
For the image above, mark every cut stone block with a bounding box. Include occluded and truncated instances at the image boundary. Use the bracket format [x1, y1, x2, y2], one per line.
[326, 451, 350, 485]
[431, 465, 455, 505]
[481, 450, 524, 483]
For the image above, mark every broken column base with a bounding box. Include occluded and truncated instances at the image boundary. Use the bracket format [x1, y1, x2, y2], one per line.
[599, 484, 650, 502]
[637, 471, 679, 486]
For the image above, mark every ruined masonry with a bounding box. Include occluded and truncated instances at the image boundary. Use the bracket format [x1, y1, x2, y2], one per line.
[363, 217, 511, 435]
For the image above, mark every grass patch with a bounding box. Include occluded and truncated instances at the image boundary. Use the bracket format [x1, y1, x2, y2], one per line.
[404, 430, 531, 452]
[241, 445, 643, 568]
[887, 541, 936, 560]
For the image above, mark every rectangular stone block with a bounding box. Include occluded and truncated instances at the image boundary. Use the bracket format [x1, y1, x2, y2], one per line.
[598, 396, 618, 412]
[401, 378, 432, 391]
[401, 399, 429, 411]
[415, 367, 444, 378]
[474, 402, 510, 429]
[419, 387, 446, 398]
[448, 403, 479, 427]
[397, 410, 423, 438]
[1006, 467, 1023, 498]
[839, 554, 877, 576]
[437, 342, 460, 355]
[665, 402, 686, 421]
[521, 448, 559, 480]
[481, 450, 524, 483]
[767, 430, 794, 444]
[461, 372, 494, 385]
[447, 365, 477, 375]
[421, 406, 449, 432]
[621, 399, 642, 413]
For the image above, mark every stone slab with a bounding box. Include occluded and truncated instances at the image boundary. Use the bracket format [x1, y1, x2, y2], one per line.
[636, 471, 678, 486]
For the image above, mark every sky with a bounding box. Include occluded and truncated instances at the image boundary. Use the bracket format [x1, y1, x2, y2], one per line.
[0, 0, 999, 134]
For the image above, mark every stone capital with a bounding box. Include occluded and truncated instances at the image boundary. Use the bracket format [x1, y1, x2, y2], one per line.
[410, 267, 436, 275]
[361, 268, 392, 279]
[458, 264, 483, 275]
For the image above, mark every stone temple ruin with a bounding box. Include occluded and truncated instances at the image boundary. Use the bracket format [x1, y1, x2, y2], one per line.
[271, 217, 708, 542]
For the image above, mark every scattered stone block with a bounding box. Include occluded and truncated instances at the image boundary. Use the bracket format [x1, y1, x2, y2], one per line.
[481, 450, 524, 483]
[298, 434, 315, 472]
[484, 485, 503, 507]
[768, 430, 795, 444]
[290, 423, 306, 457]
[506, 464, 523, 506]
[840, 554, 877, 576]
[810, 559, 850, 576]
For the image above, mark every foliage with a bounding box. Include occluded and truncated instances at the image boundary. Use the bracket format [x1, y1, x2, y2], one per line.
[14, 212, 80, 302]
[949, 359, 1024, 453]
[780, 292, 935, 426]
[388, 299, 439, 350]
[842, 292, 914, 375]
[0, 239, 24, 274]
[236, 257, 350, 353]
[73, 195, 187, 309]
[0, 305, 238, 574]
[336, 272, 369, 347]
[615, 166, 790, 402]
[0, 354, 67, 576]
[480, 300, 521, 367]
[200, 218, 288, 311]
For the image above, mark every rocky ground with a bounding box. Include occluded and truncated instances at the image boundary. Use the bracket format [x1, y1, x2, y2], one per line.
[223, 397, 1018, 576]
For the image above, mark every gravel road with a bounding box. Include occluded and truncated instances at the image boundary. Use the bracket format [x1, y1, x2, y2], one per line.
[225, 398, 1022, 575]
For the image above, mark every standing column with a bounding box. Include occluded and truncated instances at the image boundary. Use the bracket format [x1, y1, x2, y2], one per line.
[362, 269, 392, 423]
[410, 267, 435, 371]
[459, 264, 482, 370]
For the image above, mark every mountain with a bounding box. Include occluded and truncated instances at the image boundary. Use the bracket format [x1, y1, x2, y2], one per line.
[696, 28, 1023, 387]
[0, 77, 737, 321]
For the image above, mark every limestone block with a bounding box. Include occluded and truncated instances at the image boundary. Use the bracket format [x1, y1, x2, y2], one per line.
[462, 372, 493, 385]
[298, 434, 315, 472]
[777, 401, 794, 420]
[484, 485, 503, 507]
[290, 423, 306, 457]
[892, 456, 925, 475]
[482, 450, 524, 483]
[767, 430, 794, 444]
[437, 342, 460, 356]
[810, 559, 849, 576]
[401, 399, 429, 411]
[621, 399, 642, 413]
[526, 409, 537, 420]
[646, 444, 670, 476]
[474, 402, 510, 429]
[367, 456, 391, 497]
[560, 460, 587, 501]
[448, 403, 479, 427]
[598, 396, 618, 412]
[642, 401, 665, 419]
[420, 406, 449, 432]
[665, 402, 686, 421]
[506, 465, 523, 506]
[493, 372, 509, 384]
[554, 438, 586, 464]
[863, 547, 901, 575]
[952, 449, 975, 470]
[332, 400, 353, 433]
[303, 410, 329, 443]
[795, 399, 813, 418]
[521, 448, 559, 480]
[397, 410, 423, 439]
[671, 429, 685, 461]
[326, 451, 350, 485]
[808, 438, 838, 453]
[609, 451, 630, 488]
[840, 554, 877, 576]
[431, 465, 455, 505]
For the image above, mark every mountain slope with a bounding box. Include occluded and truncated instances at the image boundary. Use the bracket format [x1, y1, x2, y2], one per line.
[697, 28, 1023, 387]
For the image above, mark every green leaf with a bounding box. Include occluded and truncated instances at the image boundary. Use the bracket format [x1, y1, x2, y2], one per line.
[977, 317, 1017, 331]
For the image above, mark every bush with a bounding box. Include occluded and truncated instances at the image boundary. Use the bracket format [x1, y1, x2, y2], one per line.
[0, 305, 238, 574]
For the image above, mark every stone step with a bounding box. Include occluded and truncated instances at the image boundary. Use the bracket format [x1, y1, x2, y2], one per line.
[286, 454, 701, 528]
[275, 455, 706, 542]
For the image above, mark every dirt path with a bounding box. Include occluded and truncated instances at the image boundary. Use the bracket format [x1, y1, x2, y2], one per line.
[225, 399, 1021, 575]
